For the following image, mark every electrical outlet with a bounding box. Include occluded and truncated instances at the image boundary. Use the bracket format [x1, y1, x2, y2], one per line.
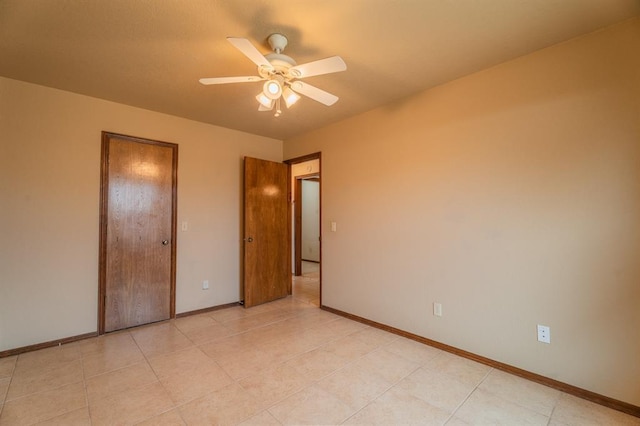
[433, 302, 442, 317]
[537, 325, 550, 343]
[202, 280, 209, 290]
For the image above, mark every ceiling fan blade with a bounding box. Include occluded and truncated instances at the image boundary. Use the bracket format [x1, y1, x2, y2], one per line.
[289, 56, 347, 78]
[290, 81, 339, 106]
[199, 76, 262, 85]
[227, 37, 273, 69]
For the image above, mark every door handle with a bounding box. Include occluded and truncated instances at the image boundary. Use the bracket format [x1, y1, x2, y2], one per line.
[245, 237, 253, 243]
[162, 240, 169, 245]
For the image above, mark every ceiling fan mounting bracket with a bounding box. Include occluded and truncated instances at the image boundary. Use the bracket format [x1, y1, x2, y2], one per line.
[267, 33, 288, 54]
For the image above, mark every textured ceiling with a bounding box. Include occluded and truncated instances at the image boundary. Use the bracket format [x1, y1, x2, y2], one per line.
[1, 0, 638, 140]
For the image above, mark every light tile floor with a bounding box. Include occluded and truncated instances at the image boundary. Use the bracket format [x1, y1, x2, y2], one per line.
[0, 269, 638, 425]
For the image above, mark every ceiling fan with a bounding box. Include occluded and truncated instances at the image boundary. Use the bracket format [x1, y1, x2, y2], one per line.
[199, 33, 347, 117]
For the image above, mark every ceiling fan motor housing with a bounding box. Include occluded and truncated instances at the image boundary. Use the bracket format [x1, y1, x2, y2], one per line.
[264, 54, 297, 73]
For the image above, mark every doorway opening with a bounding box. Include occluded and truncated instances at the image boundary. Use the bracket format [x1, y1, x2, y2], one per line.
[286, 153, 321, 307]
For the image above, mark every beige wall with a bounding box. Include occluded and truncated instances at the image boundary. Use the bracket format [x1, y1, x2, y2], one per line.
[0, 77, 281, 351]
[284, 18, 640, 405]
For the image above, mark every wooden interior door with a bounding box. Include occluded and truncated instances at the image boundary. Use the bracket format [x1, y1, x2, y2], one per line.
[243, 157, 290, 307]
[99, 132, 177, 333]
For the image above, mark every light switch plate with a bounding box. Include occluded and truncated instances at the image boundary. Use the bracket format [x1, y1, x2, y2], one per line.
[433, 302, 442, 317]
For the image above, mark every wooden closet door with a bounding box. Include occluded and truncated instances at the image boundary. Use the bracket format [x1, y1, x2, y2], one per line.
[100, 132, 177, 332]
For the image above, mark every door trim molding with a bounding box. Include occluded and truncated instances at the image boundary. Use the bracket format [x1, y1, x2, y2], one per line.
[98, 131, 178, 334]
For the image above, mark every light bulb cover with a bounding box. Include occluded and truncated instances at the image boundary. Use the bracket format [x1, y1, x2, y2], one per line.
[263, 80, 282, 99]
[256, 92, 274, 109]
[283, 87, 301, 108]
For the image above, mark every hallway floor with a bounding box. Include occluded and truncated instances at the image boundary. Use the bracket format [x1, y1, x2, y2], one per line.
[292, 261, 320, 307]
[0, 268, 638, 425]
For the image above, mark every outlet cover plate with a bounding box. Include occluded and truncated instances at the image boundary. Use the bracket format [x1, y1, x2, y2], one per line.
[537, 325, 550, 343]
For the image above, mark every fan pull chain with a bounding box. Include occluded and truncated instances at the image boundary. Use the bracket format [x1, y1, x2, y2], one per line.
[274, 98, 282, 117]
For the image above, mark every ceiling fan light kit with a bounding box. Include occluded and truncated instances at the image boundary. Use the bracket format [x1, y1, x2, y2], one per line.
[263, 78, 283, 99]
[282, 87, 301, 108]
[199, 33, 347, 117]
[256, 92, 274, 109]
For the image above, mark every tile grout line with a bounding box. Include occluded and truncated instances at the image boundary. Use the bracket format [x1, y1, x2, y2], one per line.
[80, 344, 104, 424]
[159, 303, 335, 422]
[225, 308, 382, 424]
[80, 346, 94, 426]
[337, 346, 424, 425]
[1, 300, 312, 424]
[1, 356, 21, 405]
[0, 357, 17, 420]
[6, 285, 640, 425]
[127, 328, 183, 425]
[194, 304, 330, 424]
[4, 346, 86, 424]
[443, 366, 494, 424]
[0, 299, 353, 424]
[471, 370, 562, 421]
[545, 390, 564, 426]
